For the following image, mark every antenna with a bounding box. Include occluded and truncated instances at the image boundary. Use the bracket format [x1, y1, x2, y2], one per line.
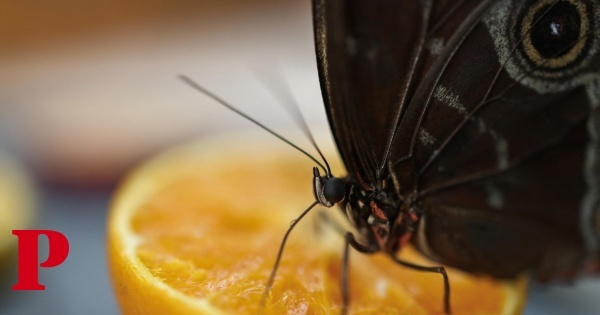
[179, 75, 328, 174]
[253, 68, 333, 177]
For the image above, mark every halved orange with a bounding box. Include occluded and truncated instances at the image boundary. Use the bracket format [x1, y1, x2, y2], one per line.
[107, 133, 528, 314]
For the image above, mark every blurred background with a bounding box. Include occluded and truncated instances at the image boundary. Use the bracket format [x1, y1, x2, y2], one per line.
[0, 0, 599, 314]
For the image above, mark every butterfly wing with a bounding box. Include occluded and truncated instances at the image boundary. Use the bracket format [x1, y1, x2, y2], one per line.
[315, 0, 600, 278]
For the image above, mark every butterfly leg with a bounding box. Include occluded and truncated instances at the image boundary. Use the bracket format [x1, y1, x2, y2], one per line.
[341, 232, 378, 315]
[390, 255, 451, 314]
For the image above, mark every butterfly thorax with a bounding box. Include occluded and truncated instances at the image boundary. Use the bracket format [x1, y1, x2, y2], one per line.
[341, 175, 419, 254]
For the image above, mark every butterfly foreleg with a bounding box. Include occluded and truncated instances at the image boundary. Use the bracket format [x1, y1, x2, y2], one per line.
[390, 254, 451, 314]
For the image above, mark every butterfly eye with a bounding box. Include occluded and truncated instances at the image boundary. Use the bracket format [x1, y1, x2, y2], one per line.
[520, 0, 592, 70]
[323, 177, 346, 204]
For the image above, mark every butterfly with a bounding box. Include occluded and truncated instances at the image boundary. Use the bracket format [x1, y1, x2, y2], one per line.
[182, 0, 600, 313]
[308, 0, 600, 313]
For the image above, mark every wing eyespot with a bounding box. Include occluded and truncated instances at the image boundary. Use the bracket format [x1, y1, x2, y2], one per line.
[485, 0, 600, 92]
[519, 0, 593, 71]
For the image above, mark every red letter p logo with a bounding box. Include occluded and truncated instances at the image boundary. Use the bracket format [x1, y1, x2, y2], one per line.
[12, 230, 70, 290]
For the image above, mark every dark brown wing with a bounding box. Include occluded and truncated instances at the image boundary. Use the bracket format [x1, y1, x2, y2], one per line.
[314, 0, 600, 278]
[313, 0, 433, 184]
